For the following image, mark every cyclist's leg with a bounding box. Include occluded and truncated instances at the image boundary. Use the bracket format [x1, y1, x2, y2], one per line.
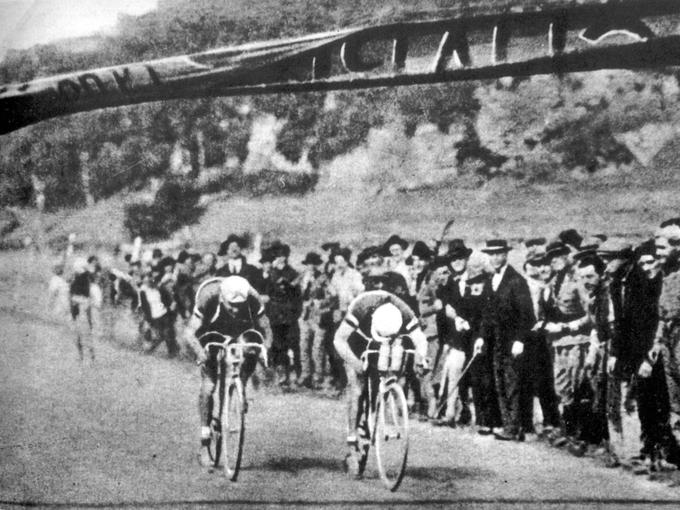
[199, 358, 219, 439]
[345, 367, 363, 446]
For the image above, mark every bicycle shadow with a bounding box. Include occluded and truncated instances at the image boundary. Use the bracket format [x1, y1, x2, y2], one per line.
[252, 456, 344, 474]
[407, 465, 494, 482]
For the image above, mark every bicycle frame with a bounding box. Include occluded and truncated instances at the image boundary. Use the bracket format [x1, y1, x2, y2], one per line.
[360, 336, 416, 441]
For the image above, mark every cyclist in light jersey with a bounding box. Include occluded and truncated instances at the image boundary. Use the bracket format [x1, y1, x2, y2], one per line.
[333, 290, 428, 456]
[184, 275, 272, 467]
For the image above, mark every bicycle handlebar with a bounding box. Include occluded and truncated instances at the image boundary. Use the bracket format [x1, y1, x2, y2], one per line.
[200, 330, 268, 368]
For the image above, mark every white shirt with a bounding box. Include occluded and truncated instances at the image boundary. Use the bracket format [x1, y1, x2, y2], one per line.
[229, 258, 242, 274]
[142, 286, 167, 319]
[492, 264, 508, 292]
[457, 271, 468, 296]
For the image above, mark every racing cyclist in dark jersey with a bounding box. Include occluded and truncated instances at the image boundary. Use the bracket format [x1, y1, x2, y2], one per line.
[333, 290, 428, 473]
[184, 275, 273, 467]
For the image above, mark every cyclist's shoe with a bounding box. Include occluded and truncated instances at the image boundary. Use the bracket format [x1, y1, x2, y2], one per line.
[197, 439, 213, 468]
[343, 452, 361, 479]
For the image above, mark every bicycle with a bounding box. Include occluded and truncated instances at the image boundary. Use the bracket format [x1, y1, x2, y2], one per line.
[199, 329, 267, 481]
[351, 334, 416, 491]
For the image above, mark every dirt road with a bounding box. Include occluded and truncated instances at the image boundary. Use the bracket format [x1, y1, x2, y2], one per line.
[1, 309, 679, 509]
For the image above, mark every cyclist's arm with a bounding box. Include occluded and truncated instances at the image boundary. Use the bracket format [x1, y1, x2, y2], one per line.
[255, 312, 273, 350]
[409, 327, 429, 366]
[183, 314, 205, 360]
[333, 320, 363, 373]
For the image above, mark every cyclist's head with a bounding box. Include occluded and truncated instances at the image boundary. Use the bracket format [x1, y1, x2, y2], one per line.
[219, 276, 250, 306]
[370, 303, 403, 342]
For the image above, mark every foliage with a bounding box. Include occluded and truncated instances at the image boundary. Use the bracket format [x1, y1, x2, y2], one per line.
[123, 179, 204, 240]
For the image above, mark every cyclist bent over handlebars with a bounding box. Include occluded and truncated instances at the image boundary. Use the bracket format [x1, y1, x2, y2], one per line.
[333, 290, 429, 464]
[184, 276, 273, 467]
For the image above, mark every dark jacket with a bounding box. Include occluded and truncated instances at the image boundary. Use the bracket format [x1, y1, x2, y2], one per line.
[266, 264, 302, 325]
[441, 273, 490, 352]
[608, 262, 660, 376]
[215, 256, 265, 293]
[139, 285, 174, 322]
[479, 265, 535, 353]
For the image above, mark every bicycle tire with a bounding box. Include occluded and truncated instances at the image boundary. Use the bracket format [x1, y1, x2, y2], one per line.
[374, 382, 409, 491]
[208, 417, 222, 466]
[222, 377, 246, 481]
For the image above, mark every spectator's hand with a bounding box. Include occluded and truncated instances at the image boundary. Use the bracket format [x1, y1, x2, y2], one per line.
[333, 309, 343, 323]
[511, 341, 524, 358]
[454, 316, 470, 332]
[195, 349, 208, 366]
[638, 360, 653, 378]
[415, 362, 430, 378]
[473, 338, 484, 355]
[433, 299, 444, 311]
[532, 322, 544, 332]
[607, 356, 617, 375]
[543, 322, 562, 334]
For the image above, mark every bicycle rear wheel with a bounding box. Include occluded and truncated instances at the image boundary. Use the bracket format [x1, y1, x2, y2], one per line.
[374, 382, 409, 491]
[222, 378, 246, 481]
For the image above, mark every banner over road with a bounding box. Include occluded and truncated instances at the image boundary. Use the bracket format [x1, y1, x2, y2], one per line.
[1, 0, 680, 134]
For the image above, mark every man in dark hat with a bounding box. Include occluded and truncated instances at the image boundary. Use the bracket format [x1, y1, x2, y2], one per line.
[408, 240, 433, 297]
[216, 234, 263, 292]
[416, 255, 452, 420]
[383, 234, 411, 289]
[359, 246, 411, 304]
[559, 229, 583, 254]
[298, 252, 333, 389]
[265, 242, 303, 387]
[633, 240, 680, 471]
[650, 221, 680, 464]
[597, 238, 654, 465]
[536, 240, 590, 449]
[434, 240, 488, 428]
[474, 239, 535, 441]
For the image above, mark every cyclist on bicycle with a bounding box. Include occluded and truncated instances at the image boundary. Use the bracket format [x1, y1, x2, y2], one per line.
[184, 275, 272, 467]
[333, 290, 428, 468]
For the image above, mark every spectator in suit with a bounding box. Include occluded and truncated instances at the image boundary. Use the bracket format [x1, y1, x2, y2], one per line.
[266, 242, 303, 387]
[475, 239, 536, 441]
[216, 234, 264, 292]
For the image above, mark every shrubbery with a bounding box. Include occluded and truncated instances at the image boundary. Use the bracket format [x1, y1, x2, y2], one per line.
[124, 179, 204, 240]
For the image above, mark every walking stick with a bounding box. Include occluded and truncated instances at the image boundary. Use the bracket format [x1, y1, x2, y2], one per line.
[434, 350, 480, 419]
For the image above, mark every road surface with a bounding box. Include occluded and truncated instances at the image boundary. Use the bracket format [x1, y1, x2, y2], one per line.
[1, 308, 679, 509]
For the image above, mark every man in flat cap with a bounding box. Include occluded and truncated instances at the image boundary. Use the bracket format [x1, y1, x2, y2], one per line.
[536, 240, 590, 448]
[216, 234, 264, 292]
[298, 252, 333, 389]
[474, 240, 535, 441]
[649, 220, 680, 455]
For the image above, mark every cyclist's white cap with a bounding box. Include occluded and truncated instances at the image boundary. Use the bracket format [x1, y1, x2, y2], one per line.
[73, 257, 88, 274]
[370, 303, 403, 342]
[219, 275, 250, 303]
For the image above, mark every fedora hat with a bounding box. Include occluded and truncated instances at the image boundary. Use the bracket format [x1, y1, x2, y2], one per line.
[384, 234, 409, 251]
[448, 239, 473, 259]
[481, 239, 511, 254]
[302, 251, 323, 266]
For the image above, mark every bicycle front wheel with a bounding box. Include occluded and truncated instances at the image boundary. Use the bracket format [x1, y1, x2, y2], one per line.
[374, 382, 409, 491]
[222, 378, 246, 481]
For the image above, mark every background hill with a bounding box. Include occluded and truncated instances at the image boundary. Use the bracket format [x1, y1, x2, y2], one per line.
[1, 0, 679, 249]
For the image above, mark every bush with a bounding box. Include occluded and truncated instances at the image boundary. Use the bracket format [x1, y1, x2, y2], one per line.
[124, 179, 204, 240]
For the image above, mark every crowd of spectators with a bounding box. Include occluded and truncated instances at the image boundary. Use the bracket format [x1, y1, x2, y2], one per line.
[48, 219, 680, 476]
